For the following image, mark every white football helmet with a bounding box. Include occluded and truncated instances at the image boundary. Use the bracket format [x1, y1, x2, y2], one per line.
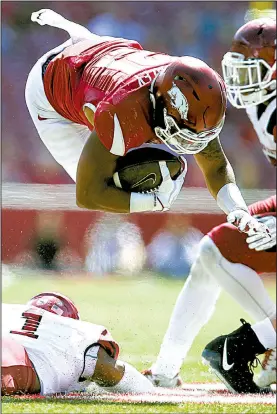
[222, 18, 276, 108]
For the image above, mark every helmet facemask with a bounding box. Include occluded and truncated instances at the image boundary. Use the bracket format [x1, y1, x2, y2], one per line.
[154, 109, 225, 155]
[222, 52, 276, 108]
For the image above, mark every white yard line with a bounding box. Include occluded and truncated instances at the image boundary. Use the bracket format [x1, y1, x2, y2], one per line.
[55, 383, 276, 405]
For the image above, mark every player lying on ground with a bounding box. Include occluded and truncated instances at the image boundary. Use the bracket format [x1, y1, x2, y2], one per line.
[25, 10, 269, 240]
[144, 17, 276, 392]
[2, 292, 154, 396]
[202, 316, 276, 394]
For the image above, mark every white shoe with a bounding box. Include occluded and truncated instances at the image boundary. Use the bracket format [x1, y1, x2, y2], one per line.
[31, 8, 94, 40]
[31, 9, 66, 27]
[142, 369, 183, 388]
[255, 348, 276, 388]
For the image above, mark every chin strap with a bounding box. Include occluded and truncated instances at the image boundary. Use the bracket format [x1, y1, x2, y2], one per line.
[149, 74, 158, 111]
[149, 71, 167, 131]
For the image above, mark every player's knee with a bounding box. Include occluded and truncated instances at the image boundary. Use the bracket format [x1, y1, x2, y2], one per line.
[207, 222, 245, 263]
[198, 235, 222, 267]
[188, 235, 221, 286]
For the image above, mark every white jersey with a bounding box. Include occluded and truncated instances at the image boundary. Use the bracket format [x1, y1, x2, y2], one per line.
[246, 97, 276, 162]
[2, 303, 118, 395]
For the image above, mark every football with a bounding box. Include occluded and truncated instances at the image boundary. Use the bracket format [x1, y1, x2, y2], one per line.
[111, 147, 184, 193]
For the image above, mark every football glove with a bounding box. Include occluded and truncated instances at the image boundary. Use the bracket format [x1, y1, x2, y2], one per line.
[155, 160, 187, 211]
[227, 209, 271, 234]
[246, 215, 276, 251]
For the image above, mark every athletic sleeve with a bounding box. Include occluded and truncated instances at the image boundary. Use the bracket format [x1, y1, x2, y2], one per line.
[249, 195, 276, 215]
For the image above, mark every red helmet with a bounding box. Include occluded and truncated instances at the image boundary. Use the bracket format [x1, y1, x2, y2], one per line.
[27, 292, 80, 319]
[222, 17, 276, 108]
[151, 56, 227, 154]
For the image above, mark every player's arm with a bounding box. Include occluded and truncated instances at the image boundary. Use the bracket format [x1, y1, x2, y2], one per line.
[77, 106, 186, 213]
[76, 131, 130, 213]
[194, 137, 269, 234]
[76, 131, 164, 213]
[85, 347, 154, 393]
[194, 136, 237, 200]
[77, 105, 136, 212]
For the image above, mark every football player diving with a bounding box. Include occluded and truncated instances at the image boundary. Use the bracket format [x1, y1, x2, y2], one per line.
[25, 9, 269, 243]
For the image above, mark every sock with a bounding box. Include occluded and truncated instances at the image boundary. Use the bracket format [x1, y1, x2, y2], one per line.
[209, 243, 276, 321]
[103, 362, 154, 394]
[252, 318, 277, 350]
[152, 236, 221, 378]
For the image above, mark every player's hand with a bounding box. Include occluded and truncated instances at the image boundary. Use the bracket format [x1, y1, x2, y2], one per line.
[227, 209, 270, 234]
[246, 216, 276, 251]
[155, 159, 187, 211]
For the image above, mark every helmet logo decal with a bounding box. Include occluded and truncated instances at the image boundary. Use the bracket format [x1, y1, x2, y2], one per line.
[37, 298, 48, 305]
[167, 83, 189, 120]
[51, 304, 63, 316]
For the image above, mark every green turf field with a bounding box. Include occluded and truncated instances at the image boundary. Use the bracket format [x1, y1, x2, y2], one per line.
[2, 270, 276, 413]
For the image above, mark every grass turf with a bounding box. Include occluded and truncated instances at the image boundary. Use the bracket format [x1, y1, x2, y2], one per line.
[2, 271, 276, 413]
[3, 400, 276, 413]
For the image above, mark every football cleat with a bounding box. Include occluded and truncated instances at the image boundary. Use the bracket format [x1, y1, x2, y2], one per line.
[142, 369, 183, 388]
[202, 319, 272, 394]
[255, 348, 276, 388]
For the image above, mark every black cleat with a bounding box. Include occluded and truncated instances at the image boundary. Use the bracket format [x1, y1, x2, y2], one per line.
[202, 319, 272, 394]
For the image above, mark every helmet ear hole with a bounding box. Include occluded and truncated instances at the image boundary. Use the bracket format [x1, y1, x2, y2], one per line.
[174, 75, 185, 81]
[192, 90, 200, 101]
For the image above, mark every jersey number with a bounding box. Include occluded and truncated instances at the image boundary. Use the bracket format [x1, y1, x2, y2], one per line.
[10, 311, 42, 339]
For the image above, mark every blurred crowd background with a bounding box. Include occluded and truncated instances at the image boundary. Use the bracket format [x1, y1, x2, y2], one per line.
[2, 1, 276, 279]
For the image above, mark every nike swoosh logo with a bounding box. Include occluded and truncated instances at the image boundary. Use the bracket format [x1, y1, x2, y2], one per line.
[110, 114, 125, 156]
[38, 115, 48, 121]
[222, 338, 234, 371]
[131, 173, 157, 189]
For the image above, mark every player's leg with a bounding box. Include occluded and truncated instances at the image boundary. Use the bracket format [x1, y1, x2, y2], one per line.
[146, 197, 276, 387]
[1, 337, 40, 395]
[206, 219, 276, 322]
[26, 6, 118, 183]
[31, 9, 99, 43]
[204, 204, 276, 388]
[25, 41, 91, 182]
[83, 346, 154, 393]
[31, 9, 115, 44]
[144, 236, 222, 386]
[202, 316, 276, 393]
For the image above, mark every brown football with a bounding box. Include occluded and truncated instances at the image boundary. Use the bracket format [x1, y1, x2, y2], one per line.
[111, 147, 184, 193]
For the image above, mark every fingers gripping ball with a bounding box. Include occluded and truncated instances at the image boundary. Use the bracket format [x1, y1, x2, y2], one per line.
[111, 148, 185, 193]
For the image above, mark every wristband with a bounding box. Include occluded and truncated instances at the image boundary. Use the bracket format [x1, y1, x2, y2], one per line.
[217, 183, 248, 215]
[130, 193, 163, 213]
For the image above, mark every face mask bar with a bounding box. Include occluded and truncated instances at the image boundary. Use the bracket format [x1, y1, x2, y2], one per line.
[222, 52, 276, 108]
[154, 110, 225, 155]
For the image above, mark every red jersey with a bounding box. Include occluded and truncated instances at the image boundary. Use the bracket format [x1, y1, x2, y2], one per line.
[43, 38, 174, 155]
